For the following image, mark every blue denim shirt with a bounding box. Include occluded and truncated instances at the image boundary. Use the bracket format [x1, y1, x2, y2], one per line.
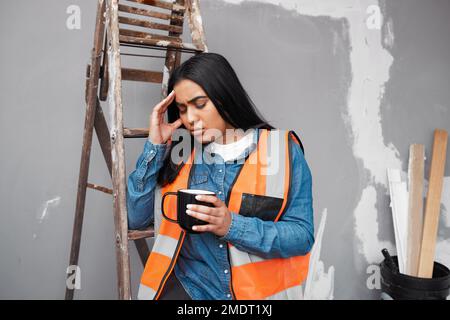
[127, 129, 314, 300]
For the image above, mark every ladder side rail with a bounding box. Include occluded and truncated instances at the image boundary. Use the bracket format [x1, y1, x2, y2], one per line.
[106, 0, 132, 300]
[186, 0, 208, 52]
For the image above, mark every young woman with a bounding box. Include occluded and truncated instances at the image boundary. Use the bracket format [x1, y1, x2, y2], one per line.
[127, 53, 314, 300]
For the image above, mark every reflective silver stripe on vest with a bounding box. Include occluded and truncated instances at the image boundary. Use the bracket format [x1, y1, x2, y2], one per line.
[138, 234, 179, 300]
[265, 130, 287, 199]
[265, 284, 303, 300]
[137, 283, 157, 300]
[152, 234, 179, 258]
[229, 245, 265, 267]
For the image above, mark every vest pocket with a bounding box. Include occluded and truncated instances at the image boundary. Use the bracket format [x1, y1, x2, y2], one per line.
[239, 193, 284, 221]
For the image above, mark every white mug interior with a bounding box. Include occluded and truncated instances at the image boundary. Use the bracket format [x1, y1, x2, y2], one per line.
[179, 189, 215, 195]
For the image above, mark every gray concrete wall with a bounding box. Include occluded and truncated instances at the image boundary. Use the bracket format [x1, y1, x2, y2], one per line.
[0, 0, 449, 299]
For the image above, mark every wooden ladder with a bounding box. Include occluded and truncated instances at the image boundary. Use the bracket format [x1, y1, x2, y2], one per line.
[65, 0, 207, 300]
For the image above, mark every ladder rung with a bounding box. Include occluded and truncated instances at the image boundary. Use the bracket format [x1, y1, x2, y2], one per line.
[128, 226, 155, 240]
[124, 0, 185, 13]
[118, 3, 180, 21]
[87, 183, 113, 194]
[124, 127, 149, 138]
[119, 35, 201, 52]
[122, 68, 163, 83]
[118, 16, 182, 34]
[87, 64, 163, 84]
[120, 28, 182, 43]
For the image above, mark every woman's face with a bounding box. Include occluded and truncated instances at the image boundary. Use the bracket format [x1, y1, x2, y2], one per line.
[173, 79, 234, 144]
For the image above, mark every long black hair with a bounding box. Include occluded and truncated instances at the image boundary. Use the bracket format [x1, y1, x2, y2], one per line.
[157, 52, 273, 187]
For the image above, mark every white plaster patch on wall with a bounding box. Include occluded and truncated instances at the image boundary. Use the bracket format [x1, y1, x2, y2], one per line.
[354, 186, 393, 263]
[383, 17, 395, 50]
[37, 196, 62, 223]
[331, 30, 340, 56]
[336, 3, 399, 186]
[441, 177, 450, 228]
[34, 196, 62, 239]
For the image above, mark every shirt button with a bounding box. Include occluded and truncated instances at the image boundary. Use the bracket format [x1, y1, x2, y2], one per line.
[219, 244, 224, 248]
[218, 191, 223, 195]
[227, 294, 231, 298]
[219, 169, 223, 173]
[224, 269, 229, 274]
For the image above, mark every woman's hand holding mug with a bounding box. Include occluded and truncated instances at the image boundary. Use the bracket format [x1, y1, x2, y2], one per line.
[186, 195, 232, 237]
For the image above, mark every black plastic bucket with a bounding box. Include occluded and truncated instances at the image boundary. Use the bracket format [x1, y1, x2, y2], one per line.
[380, 256, 450, 300]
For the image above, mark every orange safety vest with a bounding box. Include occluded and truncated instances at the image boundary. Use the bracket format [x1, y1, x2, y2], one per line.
[138, 129, 310, 300]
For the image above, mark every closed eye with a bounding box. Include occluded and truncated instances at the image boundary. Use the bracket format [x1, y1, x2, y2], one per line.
[178, 103, 206, 114]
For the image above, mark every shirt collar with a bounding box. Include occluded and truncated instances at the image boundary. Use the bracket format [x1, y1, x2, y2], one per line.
[198, 128, 259, 164]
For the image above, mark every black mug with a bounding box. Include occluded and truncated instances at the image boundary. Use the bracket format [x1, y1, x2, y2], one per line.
[161, 189, 216, 234]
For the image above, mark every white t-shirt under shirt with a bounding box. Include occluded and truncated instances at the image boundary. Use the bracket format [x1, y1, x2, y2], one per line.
[204, 129, 255, 162]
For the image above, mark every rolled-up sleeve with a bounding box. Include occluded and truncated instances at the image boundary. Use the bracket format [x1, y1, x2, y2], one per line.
[220, 137, 314, 258]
